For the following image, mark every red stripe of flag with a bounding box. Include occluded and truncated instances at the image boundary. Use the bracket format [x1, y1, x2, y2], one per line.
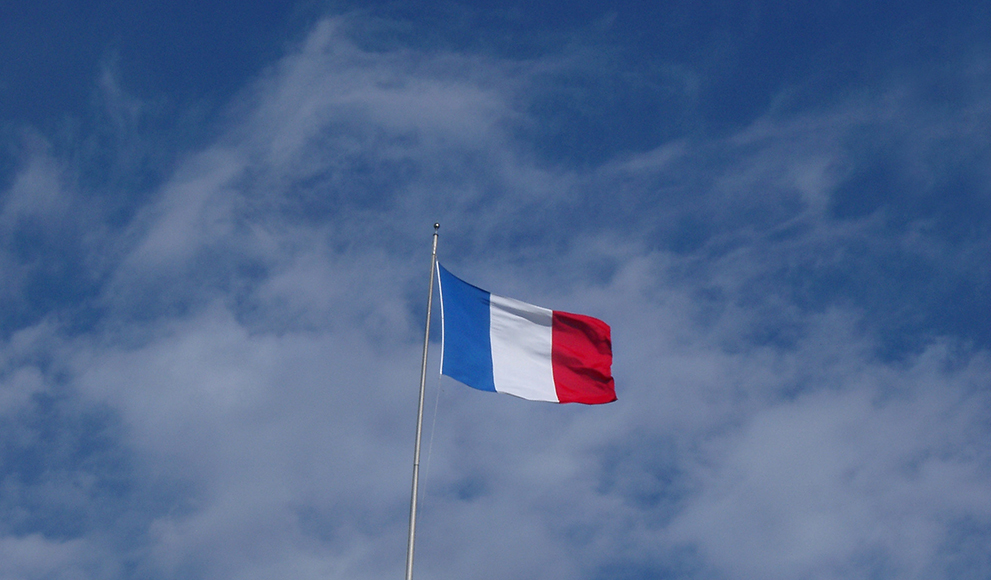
[551, 311, 616, 404]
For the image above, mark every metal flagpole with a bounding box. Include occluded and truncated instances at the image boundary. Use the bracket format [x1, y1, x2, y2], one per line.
[406, 223, 439, 580]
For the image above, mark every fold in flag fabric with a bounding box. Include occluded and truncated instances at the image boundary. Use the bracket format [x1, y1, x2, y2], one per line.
[437, 264, 616, 404]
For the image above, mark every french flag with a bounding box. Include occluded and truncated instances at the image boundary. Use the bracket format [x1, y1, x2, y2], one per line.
[437, 264, 616, 404]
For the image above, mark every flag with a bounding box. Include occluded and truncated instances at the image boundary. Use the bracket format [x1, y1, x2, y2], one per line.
[437, 264, 616, 404]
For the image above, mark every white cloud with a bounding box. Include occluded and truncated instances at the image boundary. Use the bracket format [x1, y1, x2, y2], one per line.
[0, 534, 116, 580]
[667, 339, 991, 580]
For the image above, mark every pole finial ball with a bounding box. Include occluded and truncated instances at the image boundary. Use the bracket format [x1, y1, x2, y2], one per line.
[434, 223, 440, 229]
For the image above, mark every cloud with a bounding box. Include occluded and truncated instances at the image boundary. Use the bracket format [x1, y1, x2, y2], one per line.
[668, 340, 991, 579]
[0, 534, 116, 579]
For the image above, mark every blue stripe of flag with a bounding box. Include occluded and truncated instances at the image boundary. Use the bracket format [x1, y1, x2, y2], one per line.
[438, 264, 496, 392]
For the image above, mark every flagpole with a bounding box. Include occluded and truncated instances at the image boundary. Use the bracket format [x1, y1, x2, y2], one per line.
[406, 223, 439, 580]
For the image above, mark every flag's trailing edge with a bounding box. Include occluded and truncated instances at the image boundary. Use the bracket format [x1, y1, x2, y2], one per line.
[437, 264, 616, 404]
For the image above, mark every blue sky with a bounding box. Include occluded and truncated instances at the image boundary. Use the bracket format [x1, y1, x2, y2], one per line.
[1, 1, 990, 579]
